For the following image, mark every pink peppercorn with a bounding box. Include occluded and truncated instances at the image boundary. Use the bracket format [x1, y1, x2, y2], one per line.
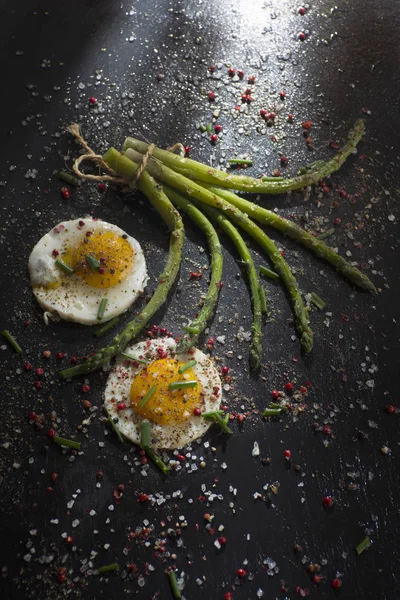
[322, 424, 332, 435]
[117, 402, 126, 411]
[237, 568, 247, 578]
[237, 413, 245, 424]
[219, 536, 227, 545]
[385, 404, 396, 414]
[224, 594, 233, 600]
[34, 381, 41, 389]
[299, 31, 306, 41]
[280, 90, 286, 99]
[322, 495, 333, 507]
[285, 382, 293, 393]
[284, 449, 292, 459]
[88, 96, 97, 105]
[271, 389, 280, 400]
[138, 493, 149, 502]
[47, 428, 57, 439]
[35, 367, 44, 377]
[60, 187, 70, 200]
[210, 134, 218, 143]
[299, 6, 306, 15]
[221, 366, 229, 375]
[332, 579, 342, 589]
[81, 384, 90, 393]
[215, 124, 223, 133]
[28, 411, 36, 420]
[98, 182, 106, 192]
[208, 91, 215, 101]
[25, 362, 32, 371]
[209, 65, 215, 73]
[193, 407, 202, 416]
[228, 67, 235, 76]
[56, 352, 64, 359]
[313, 575, 322, 584]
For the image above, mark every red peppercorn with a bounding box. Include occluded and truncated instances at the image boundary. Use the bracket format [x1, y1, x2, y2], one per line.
[34, 381, 41, 389]
[81, 384, 90, 393]
[284, 449, 292, 459]
[193, 407, 202, 416]
[47, 428, 57, 439]
[60, 187, 70, 200]
[237, 568, 247, 578]
[322, 424, 332, 435]
[98, 182, 106, 192]
[219, 536, 227, 545]
[88, 96, 97, 105]
[117, 402, 126, 411]
[210, 134, 218, 144]
[35, 367, 44, 377]
[25, 362, 32, 371]
[138, 493, 149, 502]
[228, 67, 235, 76]
[221, 366, 229, 375]
[322, 495, 333, 507]
[385, 404, 396, 414]
[285, 382, 293, 393]
[215, 124, 223, 133]
[208, 91, 216, 101]
[332, 579, 342, 589]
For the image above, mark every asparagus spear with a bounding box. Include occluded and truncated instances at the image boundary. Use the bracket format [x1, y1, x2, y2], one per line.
[186, 197, 264, 372]
[202, 184, 376, 293]
[60, 171, 184, 379]
[103, 150, 313, 352]
[162, 187, 223, 353]
[121, 120, 365, 194]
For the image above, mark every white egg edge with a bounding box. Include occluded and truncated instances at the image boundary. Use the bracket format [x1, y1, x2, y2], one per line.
[104, 338, 222, 450]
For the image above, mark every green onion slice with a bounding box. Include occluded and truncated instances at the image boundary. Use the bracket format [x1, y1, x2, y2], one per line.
[178, 359, 197, 374]
[140, 385, 157, 407]
[120, 352, 148, 364]
[53, 436, 81, 450]
[86, 253, 101, 271]
[259, 265, 280, 280]
[168, 570, 182, 599]
[97, 298, 108, 321]
[55, 258, 74, 275]
[95, 316, 119, 337]
[310, 291, 326, 310]
[168, 380, 198, 390]
[1, 330, 22, 353]
[356, 536, 372, 555]
[98, 563, 119, 574]
[140, 420, 151, 449]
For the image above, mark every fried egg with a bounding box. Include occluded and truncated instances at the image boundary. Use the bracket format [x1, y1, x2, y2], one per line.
[104, 338, 222, 449]
[28, 218, 148, 325]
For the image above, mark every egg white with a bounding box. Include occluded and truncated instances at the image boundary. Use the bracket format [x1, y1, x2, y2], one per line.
[104, 338, 222, 450]
[28, 217, 148, 325]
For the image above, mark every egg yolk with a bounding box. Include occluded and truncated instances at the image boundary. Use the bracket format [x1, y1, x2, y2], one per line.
[129, 358, 201, 425]
[69, 230, 134, 288]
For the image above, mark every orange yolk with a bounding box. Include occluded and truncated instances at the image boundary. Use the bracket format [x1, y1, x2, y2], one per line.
[129, 358, 201, 425]
[70, 230, 134, 288]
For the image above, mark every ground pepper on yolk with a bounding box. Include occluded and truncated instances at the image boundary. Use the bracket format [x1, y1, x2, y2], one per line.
[70, 230, 134, 288]
[129, 358, 202, 425]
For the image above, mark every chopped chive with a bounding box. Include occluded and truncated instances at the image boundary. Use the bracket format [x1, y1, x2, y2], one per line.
[184, 324, 201, 334]
[140, 385, 157, 407]
[145, 447, 170, 475]
[108, 415, 124, 443]
[199, 123, 207, 133]
[168, 571, 182, 599]
[206, 122, 213, 134]
[56, 170, 80, 186]
[120, 352, 148, 364]
[202, 410, 233, 434]
[86, 253, 101, 271]
[259, 265, 280, 280]
[97, 298, 108, 321]
[258, 284, 268, 315]
[55, 258, 74, 275]
[168, 380, 198, 390]
[228, 158, 253, 166]
[317, 228, 335, 240]
[1, 330, 22, 353]
[310, 291, 326, 310]
[356, 536, 372, 556]
[53, 436, 81, 450]
[94, 316, 120, 337]
[269, 402, 288, 412]
[261, 175, 284, 182]
[140, 420, 151, 449]
[262, 408, 282, 417]
[178, 359, 197, 374]
[98, 563, 119, 574]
